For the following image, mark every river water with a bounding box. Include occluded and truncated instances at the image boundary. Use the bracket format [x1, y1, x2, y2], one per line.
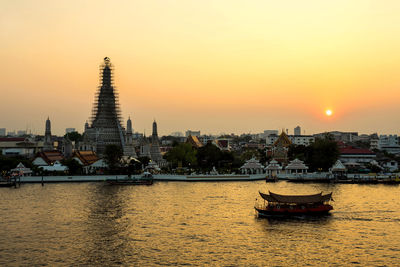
[0, 181, 399, 266]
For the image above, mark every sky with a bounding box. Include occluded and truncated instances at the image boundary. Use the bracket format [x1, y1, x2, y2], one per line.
[1, 0, 400, 136]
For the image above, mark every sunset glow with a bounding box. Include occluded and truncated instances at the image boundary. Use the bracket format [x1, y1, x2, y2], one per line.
[326, 110, 333, 116]
[1, 1, 400, 135]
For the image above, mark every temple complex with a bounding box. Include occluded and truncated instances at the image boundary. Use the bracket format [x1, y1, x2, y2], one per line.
[83, 57, 126, 155]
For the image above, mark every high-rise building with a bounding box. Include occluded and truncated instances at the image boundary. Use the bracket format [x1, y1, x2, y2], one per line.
[0, 128, 6, 136]
[83, 57, 125, 155]
[43, 117, 53, 151]
[294, 126, 301, 136]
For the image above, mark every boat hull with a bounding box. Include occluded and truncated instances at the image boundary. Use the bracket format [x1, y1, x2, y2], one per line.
[255, 204, 333, 217]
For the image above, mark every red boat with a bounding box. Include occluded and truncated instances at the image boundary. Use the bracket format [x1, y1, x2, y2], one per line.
[255, 191, 333, 217]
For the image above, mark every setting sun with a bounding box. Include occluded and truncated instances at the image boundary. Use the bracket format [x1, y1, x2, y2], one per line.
[325, 109, 333, 116]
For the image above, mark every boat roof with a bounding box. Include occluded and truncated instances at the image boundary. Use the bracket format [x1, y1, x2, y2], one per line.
[259, 191, 332, 204]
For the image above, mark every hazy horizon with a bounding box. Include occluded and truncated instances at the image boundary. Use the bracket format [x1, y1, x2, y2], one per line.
[2, 1, 400, 136]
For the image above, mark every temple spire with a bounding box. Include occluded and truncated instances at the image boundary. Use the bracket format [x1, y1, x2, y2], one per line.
[43, 117, 53, 151]
[83, 57, 125, 155]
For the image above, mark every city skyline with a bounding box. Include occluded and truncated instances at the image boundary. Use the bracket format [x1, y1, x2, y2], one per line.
[2, 1, 400, 136]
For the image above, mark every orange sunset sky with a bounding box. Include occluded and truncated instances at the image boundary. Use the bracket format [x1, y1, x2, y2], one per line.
[1, 0, 400, 136]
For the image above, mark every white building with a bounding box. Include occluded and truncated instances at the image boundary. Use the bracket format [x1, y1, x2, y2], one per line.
[170, 132, 184, 137]
[11, 163, 33, 176]
[378, 135, 400, 154]
[259, 130, 279, 139]
[198, 135, 215, 145]
[339, 146, 376, 164]
[370, 139, 379, 150]
[265, 159, 282, 177]
[294, 126, 301, 136]
[240, 158, 264, 174]
[0, 137, 42, 157]
[285, 158, 309, 174]
[379, 160, 398, 172]
[185, 130, 201, 137]
[266, 134, 314, 146]
[314, 131, 358, 142]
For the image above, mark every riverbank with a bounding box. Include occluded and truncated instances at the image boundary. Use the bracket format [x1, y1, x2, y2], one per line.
[16, 174, 267, 183]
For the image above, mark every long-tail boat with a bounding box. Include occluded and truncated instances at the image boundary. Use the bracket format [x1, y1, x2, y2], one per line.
[255, 191, 333, 217]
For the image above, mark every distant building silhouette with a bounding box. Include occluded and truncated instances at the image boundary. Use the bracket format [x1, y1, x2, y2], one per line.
[83, 57, 126, 155]
[294, 126, 301, 136]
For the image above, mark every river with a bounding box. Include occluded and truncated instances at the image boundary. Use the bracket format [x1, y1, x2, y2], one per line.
[1, 181, 399, 266]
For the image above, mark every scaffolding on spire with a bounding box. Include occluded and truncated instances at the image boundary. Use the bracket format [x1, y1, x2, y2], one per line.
[83, 57, 126, 155]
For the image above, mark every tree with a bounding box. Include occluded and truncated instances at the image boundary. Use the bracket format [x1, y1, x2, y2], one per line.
[104, 144, 123, 173]
[240, 149, 259, 162]
[61, 158, 83, 175]
[196, 143, 241, 173]
[196, 143, 221, 171]
[306, 137, 339, 171]
[288, 144, 308, 162]
[138, 156, 151, 167]
[64, 131, 83, 142]
[127, 158, 143, 175]
[164, 143, 197, 169]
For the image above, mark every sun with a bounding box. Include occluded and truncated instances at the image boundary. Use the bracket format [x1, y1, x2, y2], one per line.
[325, 109, 333, 116]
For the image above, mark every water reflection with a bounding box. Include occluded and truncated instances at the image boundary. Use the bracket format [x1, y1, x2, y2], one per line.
[1, 181, 400, 266]
[80, 184, 133, 266]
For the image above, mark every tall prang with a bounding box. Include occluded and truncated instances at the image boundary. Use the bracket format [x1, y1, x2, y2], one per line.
[150, 120, 163, 163]
[43, 117, 53, 151]
[84, 57, 125, 155]
[123, 117, 137, 157]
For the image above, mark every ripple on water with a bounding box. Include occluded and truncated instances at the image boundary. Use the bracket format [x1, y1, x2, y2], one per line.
[0, 182, 400, 266]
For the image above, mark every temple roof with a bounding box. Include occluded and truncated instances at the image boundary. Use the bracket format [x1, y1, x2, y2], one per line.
[259, 191, 332, 204]
[186, 135, 203, 148]
[265, 159, 282, 170]
[73, 150, 99, 166]
[273, 131, 292, 147]
[34, 151, 64, 165]
[11, 163, 32, 174]
[240, 158, 264, 169]
[331, 160, 346, 172]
